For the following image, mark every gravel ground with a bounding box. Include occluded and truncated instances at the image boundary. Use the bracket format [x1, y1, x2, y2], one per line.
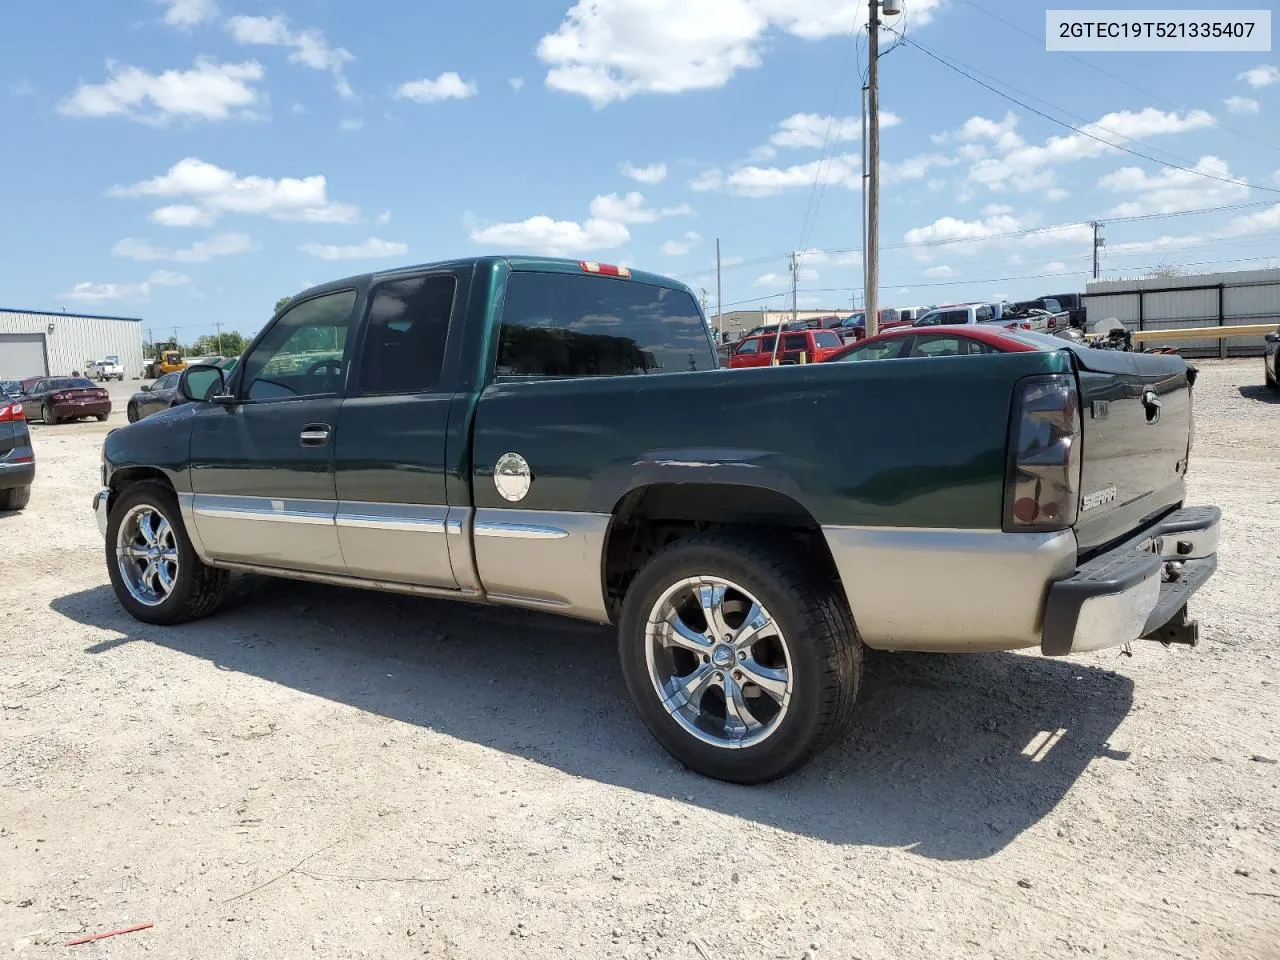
[2, 358, 1277, 959]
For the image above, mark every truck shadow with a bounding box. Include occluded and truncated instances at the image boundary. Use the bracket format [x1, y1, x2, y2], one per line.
[52, 576, 1135, 862]
[1237, 384, 1280, 404]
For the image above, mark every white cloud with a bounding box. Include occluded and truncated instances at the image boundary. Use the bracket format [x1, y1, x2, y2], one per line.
[1046, 187, 1070, 201]
[111, 157, 360, 225]
[689, 168, 725, 192]
[1238, 64, 1280, 88]
[957, 107, 1217, 193]
[754, 272, 783, 286]
[227, 14, 355, 99]
[767, 110, 902, 150]
[112, 232, 254, 263]
[1223, 95, 1260, 114]
[904, 211, 1092, 253]
[374, 210, 392, 226]
[723, 153, 861, 197]
[60, 270, 192, 303]
[922, 265, 955, 278]
[1040, 261, 1069, 272]
[834, 250, 862, 267]
[509, 77, 526, 91]
[1098, 156, 1250, 216]
[661, 231, 702, 255]
[59, 57, 264, 123]
[396, 72, 478, 103]
[883, 152, 954, 184]
[149, 204, 216, 227]
[469, 216, 630, 256]
[339, 118, 363, 131]
[1226, 204, 1280, 236]
[588, 191, 690, 222]
[302, 237, 409, 260]
[1105, 235, 1202, 256]
[620, 161, 668, 184]
[536, 0, 941, 107]
[153, 0, 218, 28]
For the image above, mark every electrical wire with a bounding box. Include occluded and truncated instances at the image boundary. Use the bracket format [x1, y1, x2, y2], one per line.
[892, 29, 1280, 195]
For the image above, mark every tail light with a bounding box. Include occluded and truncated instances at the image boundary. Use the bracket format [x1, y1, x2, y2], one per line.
[0, 402, 21, 422]
[1020, 322, 1032, 330]
[1004, 374, 1082, 532]
[51, 392, 68, 401]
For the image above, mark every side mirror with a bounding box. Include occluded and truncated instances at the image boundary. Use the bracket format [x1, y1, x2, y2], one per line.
[178, 364, 226, 403]
[140, 384, 152, 392]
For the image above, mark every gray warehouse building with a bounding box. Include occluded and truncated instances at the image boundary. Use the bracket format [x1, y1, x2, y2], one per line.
[0, 307, 145, 380]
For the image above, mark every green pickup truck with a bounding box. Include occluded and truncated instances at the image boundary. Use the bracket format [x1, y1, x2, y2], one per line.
[92, 256, 1220, 783]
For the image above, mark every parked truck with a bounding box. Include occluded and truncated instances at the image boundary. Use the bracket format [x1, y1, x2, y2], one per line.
[144, 346, 187, 380]
[87, 356, 125, 382]
[91, 256, 1220, 784]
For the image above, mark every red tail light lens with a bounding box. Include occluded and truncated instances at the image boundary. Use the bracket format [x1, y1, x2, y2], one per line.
[1004, 374, 1082, 532]
[51, 392, 68, 401]
[0, 402, 21, 422]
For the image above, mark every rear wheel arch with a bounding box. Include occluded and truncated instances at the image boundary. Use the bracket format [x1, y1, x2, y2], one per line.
[602, 482, 846, 621]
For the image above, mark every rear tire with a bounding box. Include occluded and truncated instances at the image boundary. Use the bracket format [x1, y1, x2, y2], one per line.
[1267, 362, 1279, 391]
[96, 414, 108, 422]
[0, 485, 30, 511]
[618, 533, 861, 784]
[41, 404, 57, 425]
[105, 481, 228, 625]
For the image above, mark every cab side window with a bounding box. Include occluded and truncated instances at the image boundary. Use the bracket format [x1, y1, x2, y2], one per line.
[358, 274, 457, 395]
[240, 290, 358, 402]
[734, 338, 760, 355]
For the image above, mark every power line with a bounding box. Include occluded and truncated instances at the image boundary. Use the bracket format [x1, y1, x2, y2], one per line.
[957, 0, 1280, 155]
[892, 30, 1280, 195]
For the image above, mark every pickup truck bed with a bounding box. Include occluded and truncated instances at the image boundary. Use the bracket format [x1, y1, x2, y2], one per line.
[92, 256, 1220, 784]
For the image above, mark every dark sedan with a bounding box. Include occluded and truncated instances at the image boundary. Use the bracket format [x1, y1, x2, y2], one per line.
[126, 371, 185, 422]
[0, 393, 34, 510]
[18, 377, 111, 424]
[1265, 327, 1279, 390]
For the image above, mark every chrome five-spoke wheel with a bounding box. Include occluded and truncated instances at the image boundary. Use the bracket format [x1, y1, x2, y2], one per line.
[645, 576, 793, 750]
[116, 504, 180, 606]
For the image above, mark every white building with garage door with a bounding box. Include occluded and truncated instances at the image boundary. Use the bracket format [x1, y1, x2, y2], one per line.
[0, 307, 145, 380]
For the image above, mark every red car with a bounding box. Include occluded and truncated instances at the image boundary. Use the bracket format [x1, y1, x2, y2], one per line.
[17, 376, 112, 424]
[729, 329, 846, 368]
[823, 323, 1045, 363]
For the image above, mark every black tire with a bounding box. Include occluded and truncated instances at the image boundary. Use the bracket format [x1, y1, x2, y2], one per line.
[105, 481, 228, 626]
[618, 533, 861, 784]
[126, 402, 139, 423]
[96, 414, 108, 422]
[1266, 362, 1279, 391]
[0, 485, 31, 511]
[41, 404, 57, 425]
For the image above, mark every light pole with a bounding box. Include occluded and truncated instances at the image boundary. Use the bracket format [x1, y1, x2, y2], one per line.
[864, 0, 902, 340]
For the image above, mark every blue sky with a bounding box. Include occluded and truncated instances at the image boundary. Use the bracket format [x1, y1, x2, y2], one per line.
[1, 0, 1278, 340]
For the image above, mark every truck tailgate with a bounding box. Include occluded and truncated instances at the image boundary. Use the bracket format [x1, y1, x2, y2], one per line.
[1072, 350, 1192, 555]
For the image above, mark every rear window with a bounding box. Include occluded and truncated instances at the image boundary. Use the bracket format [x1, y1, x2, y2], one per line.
[495, 272, 715, 379]
[51, 378, 95, 390]
[813, 331, 842, 348]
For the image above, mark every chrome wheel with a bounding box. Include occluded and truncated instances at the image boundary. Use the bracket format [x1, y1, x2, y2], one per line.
[115, 504, 180, 607]
[644, 576, 793, 750]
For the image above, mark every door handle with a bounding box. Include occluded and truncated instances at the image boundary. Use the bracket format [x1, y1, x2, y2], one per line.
[299, 424, 331, 446]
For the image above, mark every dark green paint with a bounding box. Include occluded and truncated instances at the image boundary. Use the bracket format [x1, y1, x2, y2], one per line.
[104, 254, 1073, 532]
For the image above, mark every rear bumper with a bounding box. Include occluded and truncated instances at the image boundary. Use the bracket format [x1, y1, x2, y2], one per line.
[0, 456, 36, 489]
[53, 400, 112, 418]
[1041, 506, 1220, 656]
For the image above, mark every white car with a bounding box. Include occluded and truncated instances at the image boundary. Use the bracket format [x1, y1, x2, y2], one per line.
[88, 356, 125, 381]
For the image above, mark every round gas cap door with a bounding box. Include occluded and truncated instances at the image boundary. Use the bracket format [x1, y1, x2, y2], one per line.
[494, 452, 532, 502]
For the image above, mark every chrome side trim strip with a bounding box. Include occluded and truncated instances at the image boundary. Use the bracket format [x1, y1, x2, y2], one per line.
[337, 515, 447, 533]
[822, 524, 1079, 653]
[193, 494, 335, 526]
[473, 521, 569, 540]
[335, 501, 449, 535]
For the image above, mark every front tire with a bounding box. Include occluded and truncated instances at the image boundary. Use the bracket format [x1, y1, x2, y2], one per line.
[126, 402, 139, 423]
[0, 486, 30, 511]
[105, 482, 228, 625]
[618, 533, 861, 784]
[1267, 361, 1279, 391]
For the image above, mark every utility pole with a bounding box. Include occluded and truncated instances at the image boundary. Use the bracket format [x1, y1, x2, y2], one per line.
[791, 251, 799, 324]
[861, 81, 869, 322]
[864, 0, 882, 339]
[699, 287, 709, 313]
[1092, 221, 1105, 279]
[215, 321, 225, 357]
[715, 238, 723, 344]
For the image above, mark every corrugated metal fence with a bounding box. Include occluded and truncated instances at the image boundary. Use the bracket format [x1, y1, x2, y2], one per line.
[0, 309, 146, 378]
[1085, 268, 1279, 358]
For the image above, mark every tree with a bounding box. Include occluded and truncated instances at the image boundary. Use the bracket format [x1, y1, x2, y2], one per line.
[187, 331, 249, 357]
[275, 296, 293, 314]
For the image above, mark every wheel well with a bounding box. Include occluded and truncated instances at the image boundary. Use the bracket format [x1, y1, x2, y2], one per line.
[602, 483, 842, 620]
[108, 467, 175, 508]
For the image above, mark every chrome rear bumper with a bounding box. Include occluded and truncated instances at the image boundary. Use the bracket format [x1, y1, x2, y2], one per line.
[93, 488, 109, 538]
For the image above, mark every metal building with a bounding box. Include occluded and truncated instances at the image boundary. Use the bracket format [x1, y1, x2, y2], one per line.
[1085, 267, 1279, 358]
[0, 308, 145, 379]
